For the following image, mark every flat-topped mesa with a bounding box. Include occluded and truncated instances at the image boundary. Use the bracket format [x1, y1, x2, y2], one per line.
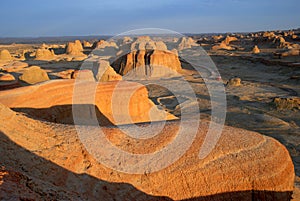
[0, 49, 13, 61]
[0, 80, 176, 125]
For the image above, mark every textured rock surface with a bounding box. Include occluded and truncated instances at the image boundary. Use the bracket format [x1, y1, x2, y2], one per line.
[0, 103, 294, 200]
[19, 66, 49, 84]
[0, 80, 176, 125]
[112, 50, 182, 78]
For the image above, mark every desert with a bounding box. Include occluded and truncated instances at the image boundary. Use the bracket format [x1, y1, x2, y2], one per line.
[0, 0, 299, 201]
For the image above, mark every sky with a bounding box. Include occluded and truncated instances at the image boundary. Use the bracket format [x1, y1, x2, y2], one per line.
[0, 0, 299, 37]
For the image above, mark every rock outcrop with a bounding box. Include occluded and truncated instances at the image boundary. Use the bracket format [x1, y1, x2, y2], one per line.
[252, 45, 260, 54]
[35, 48, 56, 60]
[112, 50, 182, 79]
[178, 37, 198, 50]
[83, 40, 92, 48]
[0, 50, 13, 61]
[19, 66, 50, 84]
[0, 102, 294, 200]
[66, 40, 84, 55]
[94, 60, 122, 82]
[0, 80, 176, 125]
[211, 41, 234, 51]
[0, 73, 15, 81]
[273, 96, 300, 110]
[2, 61, 28, 72]
[71, 70, 95, 81]
[94, 40, 118, 49]
[227, 77, 241, 86]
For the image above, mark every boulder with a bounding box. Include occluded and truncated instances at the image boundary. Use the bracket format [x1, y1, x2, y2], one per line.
[0, 50, 13, 61]
[19, 66, 50, 84]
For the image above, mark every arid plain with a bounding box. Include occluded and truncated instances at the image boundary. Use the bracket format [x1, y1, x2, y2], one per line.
[0, 29, 299, 200]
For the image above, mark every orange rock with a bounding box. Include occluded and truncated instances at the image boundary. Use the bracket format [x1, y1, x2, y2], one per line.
[2, 61, 28, 72]
[0, 80, 176, 125]
[112, 50, 182, 78]
[19, 66, 49, 84]
[66, 40, 84, 55]
[0, 50, 13, 61]
[0, 73, 15, 81]
[0, 102, 294, 200]
[35, 48, 56, 60]
[252, 45, 260, 54]
[94, 60, 122, 82]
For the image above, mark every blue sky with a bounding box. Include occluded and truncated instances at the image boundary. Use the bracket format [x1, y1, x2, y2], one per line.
[0, 0, 299, 37]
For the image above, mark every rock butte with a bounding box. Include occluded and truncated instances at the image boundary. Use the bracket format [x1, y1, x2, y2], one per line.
[0, 80, 176, 125]
[112, 50, 182, 78]
[0, 103, 294, 200]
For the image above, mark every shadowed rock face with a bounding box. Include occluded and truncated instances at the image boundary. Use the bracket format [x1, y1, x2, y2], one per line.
[0, 103, 295, 200]
[112, 50, 182, 79]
